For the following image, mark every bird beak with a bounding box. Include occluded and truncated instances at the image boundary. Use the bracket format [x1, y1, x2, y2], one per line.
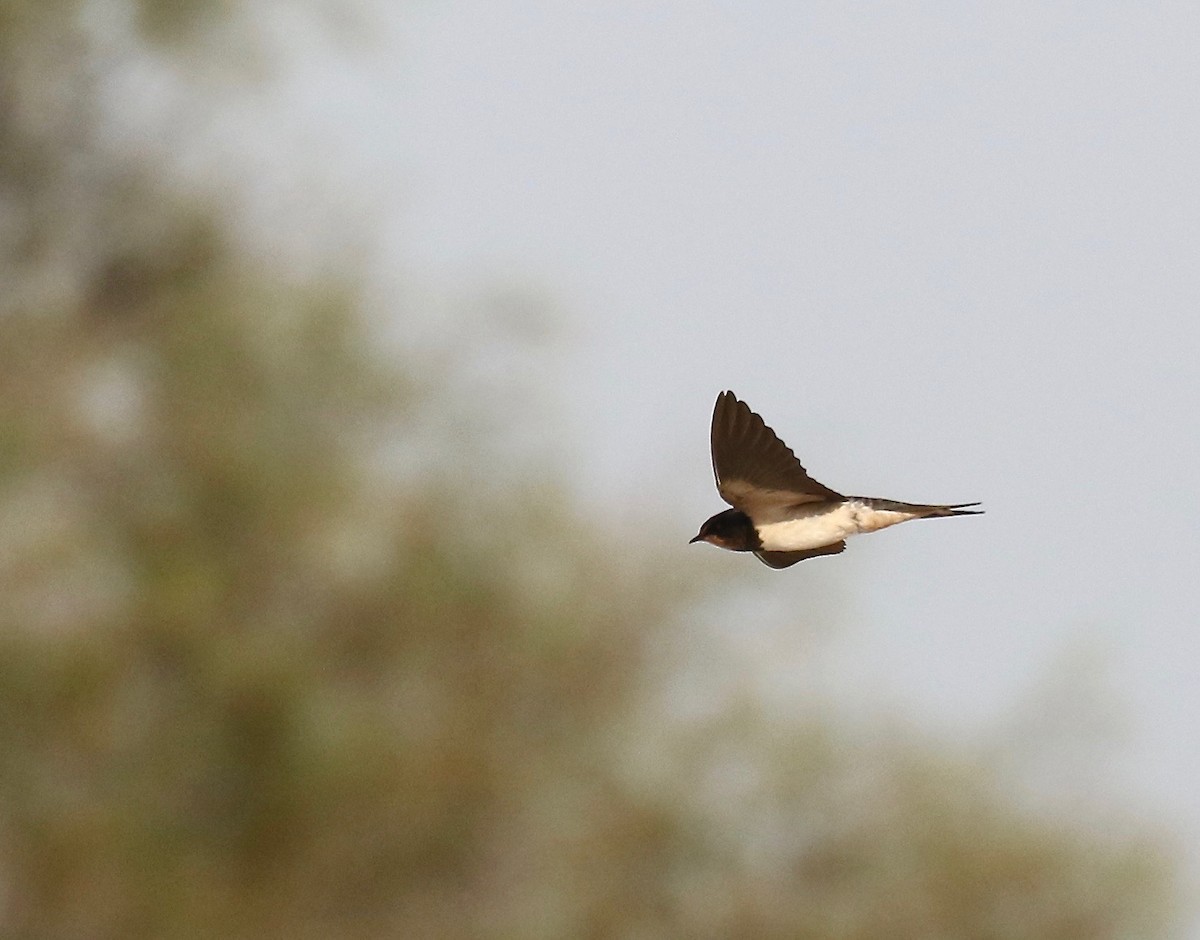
[689, 533, 704, 544]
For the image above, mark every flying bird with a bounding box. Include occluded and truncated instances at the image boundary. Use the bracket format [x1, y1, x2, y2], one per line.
[691, 391, 981, 568]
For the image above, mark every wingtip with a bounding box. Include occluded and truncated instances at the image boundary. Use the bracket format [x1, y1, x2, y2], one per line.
[712, 389, 741, 425]
[714, 389, 749, 418]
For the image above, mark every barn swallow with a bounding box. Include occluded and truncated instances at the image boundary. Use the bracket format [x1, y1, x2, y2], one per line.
[691, 391, 981, 568]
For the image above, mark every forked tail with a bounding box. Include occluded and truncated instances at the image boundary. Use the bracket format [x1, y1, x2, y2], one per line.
[864, 499, 983, 518]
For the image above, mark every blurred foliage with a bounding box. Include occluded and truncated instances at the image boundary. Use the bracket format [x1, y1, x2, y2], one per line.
[0, 3, 1182, 939]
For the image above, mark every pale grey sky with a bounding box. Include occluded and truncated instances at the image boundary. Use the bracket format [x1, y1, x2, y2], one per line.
[387, 1, 1200, 859]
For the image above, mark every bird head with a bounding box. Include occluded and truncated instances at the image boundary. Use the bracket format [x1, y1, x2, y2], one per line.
[690, 509, 756, 551]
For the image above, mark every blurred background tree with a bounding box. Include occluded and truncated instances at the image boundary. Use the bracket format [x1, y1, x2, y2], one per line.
[0, 2, 1181, 938]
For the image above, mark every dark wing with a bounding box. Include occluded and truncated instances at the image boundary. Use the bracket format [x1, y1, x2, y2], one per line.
[755, 541, 846, 569]
[711, 390, 843, 515]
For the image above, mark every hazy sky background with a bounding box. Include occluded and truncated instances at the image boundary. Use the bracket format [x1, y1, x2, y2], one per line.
[179, 0, 1200, 874]
[380, 0, 1200, 843]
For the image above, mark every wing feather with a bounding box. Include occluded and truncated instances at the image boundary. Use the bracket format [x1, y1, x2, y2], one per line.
[711, 391, 843, 514]
[755, 541, 846, 569]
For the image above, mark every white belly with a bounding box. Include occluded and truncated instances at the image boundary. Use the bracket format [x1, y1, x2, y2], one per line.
[755, 500, 918, 551]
